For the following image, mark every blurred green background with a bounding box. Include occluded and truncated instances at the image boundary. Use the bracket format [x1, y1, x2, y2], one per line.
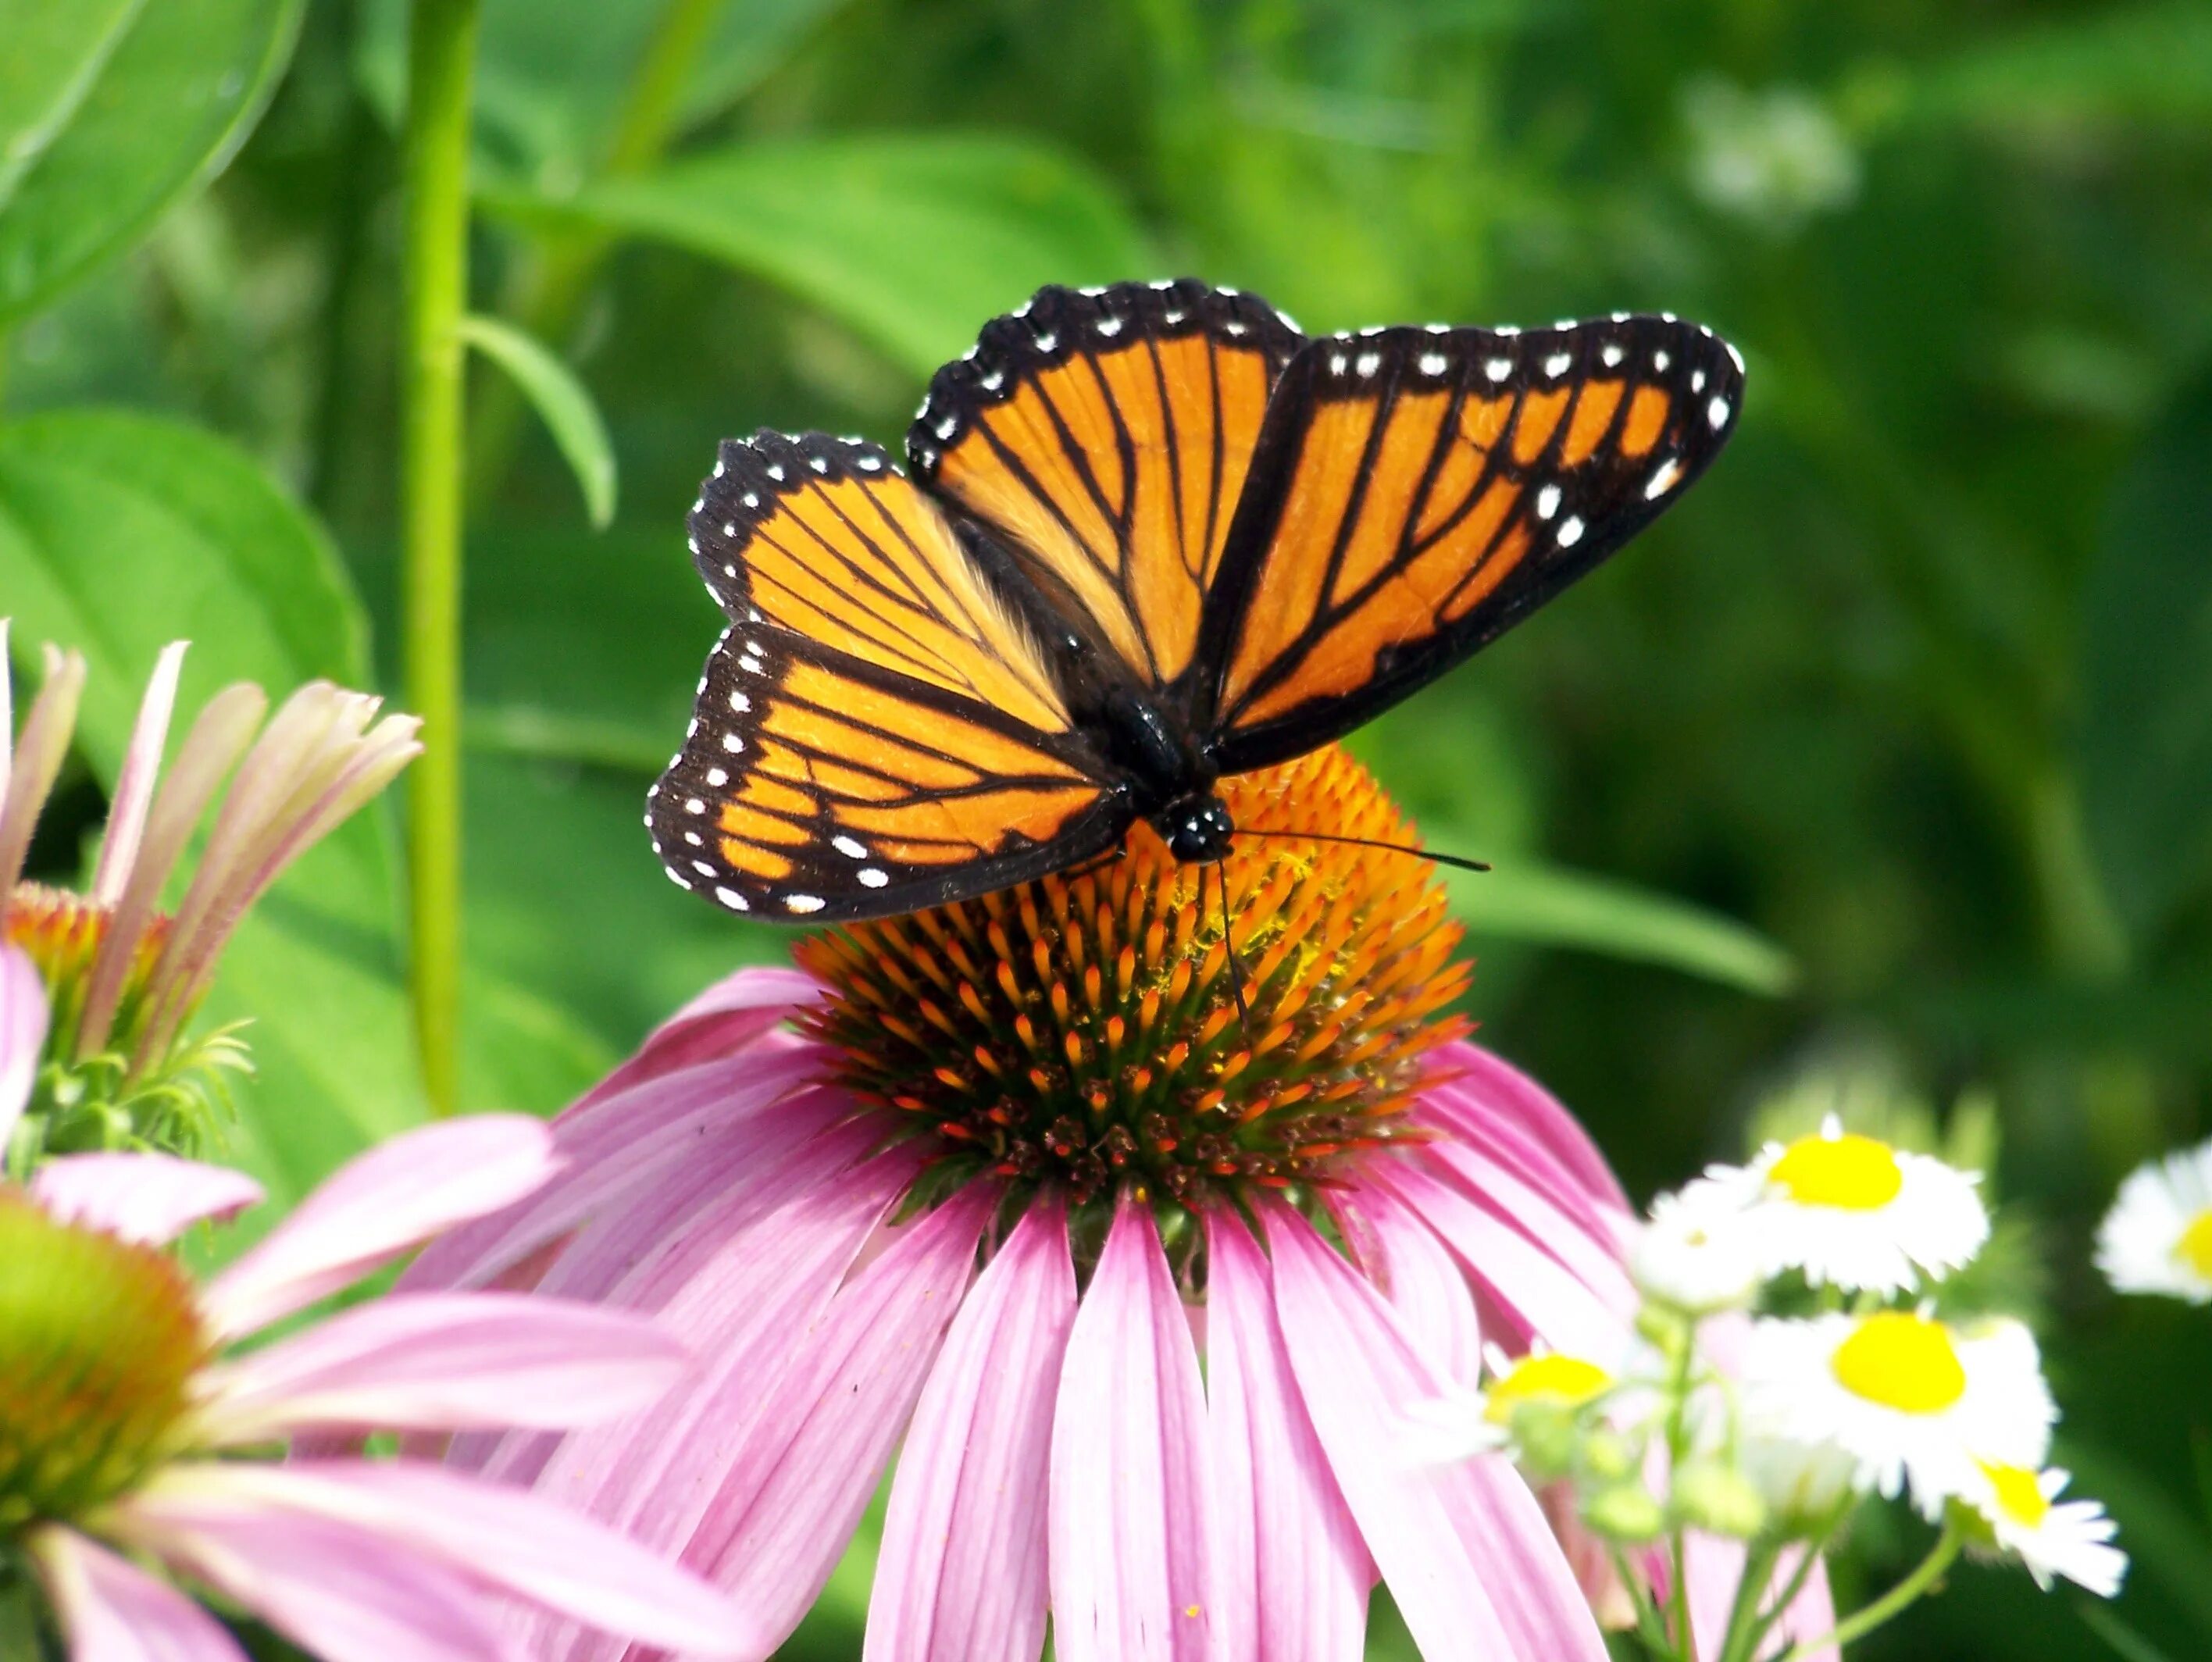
[5, 1, 2211, 1657]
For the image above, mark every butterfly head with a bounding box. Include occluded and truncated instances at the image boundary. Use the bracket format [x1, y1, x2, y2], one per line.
[1151, 794, 1236, 865]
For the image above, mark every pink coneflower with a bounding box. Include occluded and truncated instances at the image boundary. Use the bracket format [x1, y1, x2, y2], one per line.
[0, 942, 762, 1661]
[2, 626, 419, 1168]
[412, 746, 1822, 1660]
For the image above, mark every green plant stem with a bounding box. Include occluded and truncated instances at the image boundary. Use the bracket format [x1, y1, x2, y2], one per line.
[1777, 1521, 1964, 1662]
[398, 0, 483, 1117]
[464, 0, 728, 505]
[1714, 1537, 1784, 1662]
[1607, 1543, 1679, 1659]
[1664, 1336, 1698, 1656]
[1742, 1505, 1851, 1661]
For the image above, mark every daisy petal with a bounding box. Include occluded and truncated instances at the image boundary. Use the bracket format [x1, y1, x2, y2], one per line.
[202, 1115, 560, 1337]
[29, 1525, 248, 1662]
[112, 1497, 509, 1662]
[194, 1293, 688, 1446]
[680, 1186, 994, 1657]
[865, 1197, 1076, 1662]
[1207, 1212, 1369, 1662]
[30, 1154, 262, 1246]
[134, 1462, 756, 1658]
[2, 942, 49, 1150]
[1049, 1192, 1215, 1662]
[1265, 1201, 1607, 1662]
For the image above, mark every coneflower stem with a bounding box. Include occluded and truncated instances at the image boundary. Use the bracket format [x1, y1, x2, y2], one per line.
[398, 0, 481, 1116]
[1776, 1521, 1962, 1662]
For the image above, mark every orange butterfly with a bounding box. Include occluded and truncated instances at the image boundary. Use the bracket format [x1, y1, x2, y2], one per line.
[651, 279, 1742, 919]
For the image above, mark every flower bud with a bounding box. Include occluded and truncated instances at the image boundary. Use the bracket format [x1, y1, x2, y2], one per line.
[1583, 1482, 1667, 1544]
[1671, 1459, 1768, 1539]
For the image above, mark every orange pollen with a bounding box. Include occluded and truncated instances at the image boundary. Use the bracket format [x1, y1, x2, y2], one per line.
[5, 883, 170, 1036]
[797, 746, 1472, 1211]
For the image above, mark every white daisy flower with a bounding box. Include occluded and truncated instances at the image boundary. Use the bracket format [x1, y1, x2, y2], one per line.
[1959, 1463, 2127, 1598]
[1693, 1115, 1989, 1293]
[1630, 1184, 1764, 1313]
[2096, 1139, 2212, 1303]
[1401, 1342, 1622, 1467]
[1741, 1311, 2054, 1515]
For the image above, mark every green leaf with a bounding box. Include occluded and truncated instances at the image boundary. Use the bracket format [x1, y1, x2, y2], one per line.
[0, 0, 304, 325]
[2077, 366, 2212, 938]
[483, 134, 1158, 376]
[0, 410, 424, 1240]
[1852, 3, 2212, 137]
[1444, 862, 1799, 996]
[460, 312, 618, 528]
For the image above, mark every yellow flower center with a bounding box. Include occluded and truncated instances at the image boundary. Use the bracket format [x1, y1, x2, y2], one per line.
[1829, 1311, 1967, 1414]
[1484, 1353, 1613, 1423]
[2174, 1208, 2212, 1282]
[1978, 1461, 2050, 1528]
[0, 1191, 208, 1533]
[1768, 1132, 1903, 1211]
[798, 747, 1469, 1216]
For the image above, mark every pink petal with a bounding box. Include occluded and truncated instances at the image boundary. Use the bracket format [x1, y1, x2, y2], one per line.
[131, 1461, 756, 1659]
[589, 966, 821, 1098]
[90, 641, 187, 907]
[1265, 1201, 1607, 1662]
[1206, 1211, 1369, 1662]
[1429, 1042, 1630, 1211]
[29, 1525, 248, 1662]
[202, 1115, 561, 1337]
[1048, 1192, 1215, 1662]
[1370, 1155, 1628, 1359]
[865, 1197, 1076, 1662]
[195, 1293, 687, 1446]
[31, 1154, 262, 1246]
[512, 1140, 912, 1566]
[456, 1106, 880, 1488]
[1683, 1533, 1836, 1662]
[2, 942, 52, 1149]
[112, 1496, 511, 1662]
[1333, 1182, 1482, 1387]
[402, 1048, 829, 1296]
[673, 1186, 995, 1661]
[1415, 1081, 1630, 1249]
[1411, 1128, 1636, 1305]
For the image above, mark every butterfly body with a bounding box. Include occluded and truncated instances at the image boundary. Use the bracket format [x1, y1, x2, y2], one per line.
[651, 280, 1743, 920]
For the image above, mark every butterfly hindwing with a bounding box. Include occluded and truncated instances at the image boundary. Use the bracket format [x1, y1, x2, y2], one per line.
[651, 431, 1129, 920]
[911, 279, 1305, 692]
[1197, 315, 1743, 770]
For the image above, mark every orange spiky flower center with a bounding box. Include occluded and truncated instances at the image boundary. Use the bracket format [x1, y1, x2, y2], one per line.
[798, 746, 1472, 1218]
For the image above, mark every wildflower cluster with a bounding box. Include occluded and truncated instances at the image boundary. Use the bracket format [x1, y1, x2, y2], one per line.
[0, 632, 422, 1172]
[1414, 1114, 2125, 1662]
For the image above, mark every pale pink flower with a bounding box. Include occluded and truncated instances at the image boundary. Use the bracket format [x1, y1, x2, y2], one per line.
[0, 943, 763, 1662]
[2, 626, 422, 1168]
[411, 747, 1832, 1662]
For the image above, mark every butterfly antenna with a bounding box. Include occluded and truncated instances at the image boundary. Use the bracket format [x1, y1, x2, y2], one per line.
[1212, 862, 1251, 1025]
[1235, 826, 1492, 876]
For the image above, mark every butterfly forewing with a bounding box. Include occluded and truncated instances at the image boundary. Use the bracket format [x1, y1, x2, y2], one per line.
[651, 431, 1127, 920]
[911, 279, 1305, 692]
[1197, 315, 1743, 770]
